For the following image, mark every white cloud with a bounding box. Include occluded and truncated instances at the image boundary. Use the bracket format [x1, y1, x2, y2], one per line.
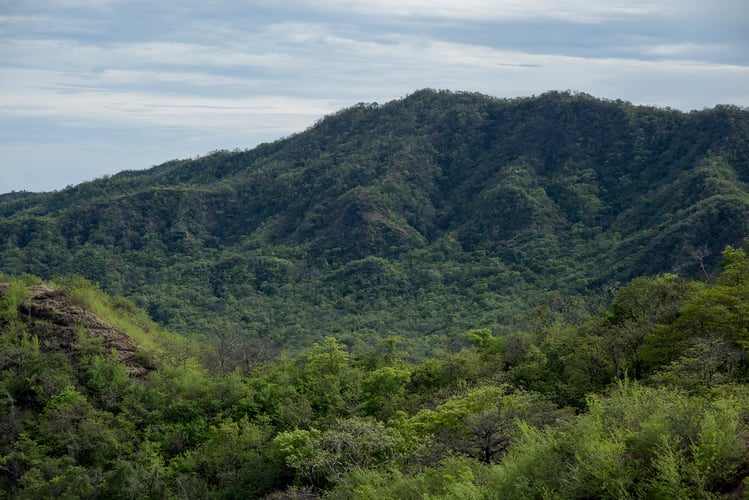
[307, 0, 670, 22]
[3, 33, 746, 139]
[643, 42, 732, 58]
[1, 78, 337, 131]
[1, 0, 748, 192]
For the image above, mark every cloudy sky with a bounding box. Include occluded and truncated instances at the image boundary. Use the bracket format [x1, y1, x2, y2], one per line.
[1, 0, 748, 193]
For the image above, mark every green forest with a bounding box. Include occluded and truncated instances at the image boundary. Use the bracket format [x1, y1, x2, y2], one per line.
[1, 244, 748, 498]
[1, 90, 748, 355]
[1, 90, 749, 497]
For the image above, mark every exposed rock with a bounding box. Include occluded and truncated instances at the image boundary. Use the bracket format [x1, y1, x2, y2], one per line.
[1, 283, 152, 378]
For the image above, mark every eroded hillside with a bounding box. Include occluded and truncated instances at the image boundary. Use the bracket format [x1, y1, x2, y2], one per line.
[1, 282, 153, 378]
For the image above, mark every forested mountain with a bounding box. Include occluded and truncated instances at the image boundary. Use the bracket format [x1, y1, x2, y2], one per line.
[2, 89, 749, 497]
[1, 89, 748, 354]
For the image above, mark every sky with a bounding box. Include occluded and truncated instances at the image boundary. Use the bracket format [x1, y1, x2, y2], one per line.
[1, 0, 748, 193]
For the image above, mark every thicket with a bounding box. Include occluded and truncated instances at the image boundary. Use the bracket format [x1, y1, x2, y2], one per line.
[1, 244, 747, 498]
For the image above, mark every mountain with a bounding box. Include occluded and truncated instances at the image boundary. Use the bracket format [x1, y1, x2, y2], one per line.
[1, 89, 748, 354]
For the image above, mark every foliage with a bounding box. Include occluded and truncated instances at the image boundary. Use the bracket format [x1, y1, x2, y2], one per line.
[1, 91, 748, 355]
[487, 382, 748, 499]
[1, 89, 749, 497]
[0, 248, 748, 497]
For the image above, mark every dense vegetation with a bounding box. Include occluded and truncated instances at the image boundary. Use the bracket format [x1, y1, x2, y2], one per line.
[1, 89, 748, 496]
[1, 90, 748, 355]
[1, 244, 748, 498]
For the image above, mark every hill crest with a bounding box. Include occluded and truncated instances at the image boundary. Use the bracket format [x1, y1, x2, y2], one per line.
[1, 89, 748, 352]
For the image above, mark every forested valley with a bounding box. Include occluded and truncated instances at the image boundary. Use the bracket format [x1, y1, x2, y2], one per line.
[1, 89, 749, 497]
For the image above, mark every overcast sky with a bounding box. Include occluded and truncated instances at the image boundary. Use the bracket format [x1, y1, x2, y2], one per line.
[1, 0, 748, 193]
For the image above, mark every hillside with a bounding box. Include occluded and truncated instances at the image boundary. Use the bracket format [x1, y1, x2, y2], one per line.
[1, 248, 748, 498]
[0, 281, 150, 377]
[1, 89, 748, 353]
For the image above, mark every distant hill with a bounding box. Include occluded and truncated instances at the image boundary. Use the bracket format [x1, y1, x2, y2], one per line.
[1, 89, 748, 354]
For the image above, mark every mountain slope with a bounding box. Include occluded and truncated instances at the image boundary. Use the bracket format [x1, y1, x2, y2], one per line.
[1, 89, 748, 353]
[0, 278, 160, 383]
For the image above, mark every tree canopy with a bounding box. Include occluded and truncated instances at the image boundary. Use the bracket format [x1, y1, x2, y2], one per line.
[0, 244, 748, 497]
[2, 91, 749, 356]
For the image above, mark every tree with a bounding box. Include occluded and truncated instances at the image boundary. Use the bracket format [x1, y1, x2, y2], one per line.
[360, 366, 411, 419]
[272, 417, 403, 488]
[604, 274, 698, 378]
[293, 336, 361, 422]
[38, 385, 125, 467]
[402, 385, 559, 464]
[170, 417, 281, 498]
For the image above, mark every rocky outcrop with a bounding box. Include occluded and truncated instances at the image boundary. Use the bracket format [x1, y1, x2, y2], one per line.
[1, 283, 151, 378]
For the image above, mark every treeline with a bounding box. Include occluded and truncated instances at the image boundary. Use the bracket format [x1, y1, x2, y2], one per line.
[1, 244, 747, 498]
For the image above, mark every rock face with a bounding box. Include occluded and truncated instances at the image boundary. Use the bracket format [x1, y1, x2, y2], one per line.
[0, 283, 151, 378]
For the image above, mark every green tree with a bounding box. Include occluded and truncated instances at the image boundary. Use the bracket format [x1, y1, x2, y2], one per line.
[604, 274, 698, 378]
[169, 417, 280, 498]
[402, 385, 559, 464]
[360, 366, 411, 419]
[293, 336, 361, 422]
[272, 417, 403, 489]
[39, 385, 126, 467]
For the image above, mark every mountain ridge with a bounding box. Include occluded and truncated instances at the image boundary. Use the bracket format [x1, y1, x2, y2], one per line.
[1, 89, 748, 353]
